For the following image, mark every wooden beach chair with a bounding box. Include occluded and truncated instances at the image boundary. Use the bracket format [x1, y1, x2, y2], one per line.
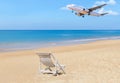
[36, 53, 65, 76]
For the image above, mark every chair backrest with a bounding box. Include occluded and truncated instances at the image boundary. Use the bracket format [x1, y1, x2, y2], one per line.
[37, 53, 55, 67]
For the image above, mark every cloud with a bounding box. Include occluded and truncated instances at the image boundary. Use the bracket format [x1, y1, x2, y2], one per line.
[94, 0, 119, 15]
[95, 1, 106, 5]
[66, 4, 76, 8]
[107, 10, 119, 15]
[60, 4, 76, 10]
[107, 0, 116, 5]
[95, 0, 116, 5]
[98, 8, 119, 15]
[60, 7, 68, 10]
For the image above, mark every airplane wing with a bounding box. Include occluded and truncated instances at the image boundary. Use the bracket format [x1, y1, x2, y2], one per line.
[89, 12, 108, 16]
[88, 4, 107, 11]
[100, 13, 108, 16]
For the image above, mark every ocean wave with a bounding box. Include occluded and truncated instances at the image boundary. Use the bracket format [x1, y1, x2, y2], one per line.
[0, 36, 120, 52]
[56, 36, 120, 44]
[60, 34, 72, 37]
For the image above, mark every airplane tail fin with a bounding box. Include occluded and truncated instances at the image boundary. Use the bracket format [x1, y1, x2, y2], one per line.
[100, 13, 108, 16]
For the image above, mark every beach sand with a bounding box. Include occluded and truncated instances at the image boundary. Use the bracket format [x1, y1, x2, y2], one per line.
[0, 40, 120, 83]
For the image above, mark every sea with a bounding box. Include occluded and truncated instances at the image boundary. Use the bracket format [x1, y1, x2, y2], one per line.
[0, 30, 120, 52]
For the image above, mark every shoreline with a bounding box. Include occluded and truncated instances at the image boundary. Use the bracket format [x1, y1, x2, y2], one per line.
[1, 39, 120, 54]
[0, 36, 120, 53]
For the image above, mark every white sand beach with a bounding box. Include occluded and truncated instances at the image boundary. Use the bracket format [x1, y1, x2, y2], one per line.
[0, 40, 120, 83]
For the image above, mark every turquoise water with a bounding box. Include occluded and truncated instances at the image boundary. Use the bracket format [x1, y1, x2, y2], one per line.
[0, 30, 120, 52]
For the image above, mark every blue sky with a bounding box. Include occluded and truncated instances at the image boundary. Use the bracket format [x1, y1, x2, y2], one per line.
[0, 0, 120, 30]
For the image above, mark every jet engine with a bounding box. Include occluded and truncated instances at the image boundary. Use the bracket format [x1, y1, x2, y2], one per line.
[75, 12, 85, 18]
[75, 12, 83, 16]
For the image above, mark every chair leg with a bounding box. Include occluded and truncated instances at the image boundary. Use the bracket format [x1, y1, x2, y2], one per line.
[45, 67, 52, 71]
[48, 67, 52, 71]
[52, 70, 58, 76]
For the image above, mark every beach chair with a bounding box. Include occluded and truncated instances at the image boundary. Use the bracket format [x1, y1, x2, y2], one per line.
[37, 53, 65, 76]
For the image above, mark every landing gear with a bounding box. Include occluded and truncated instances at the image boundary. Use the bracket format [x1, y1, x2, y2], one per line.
[82, 15, 85, 18]
[88, 12, 90, 15]
[72, 10, 74, 13]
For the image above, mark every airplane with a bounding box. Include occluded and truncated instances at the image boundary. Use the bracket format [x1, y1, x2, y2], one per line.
[67, 4, 108, 18]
